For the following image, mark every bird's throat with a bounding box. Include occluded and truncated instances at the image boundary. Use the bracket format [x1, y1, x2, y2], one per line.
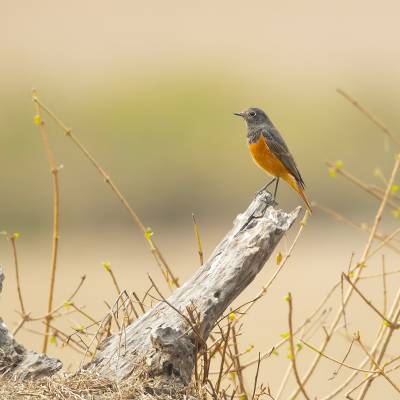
[247, 128, 262, 144]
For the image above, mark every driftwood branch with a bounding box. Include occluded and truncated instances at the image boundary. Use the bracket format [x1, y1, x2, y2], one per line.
[90, 191, 300, 384]
[0, 267, 62, 379]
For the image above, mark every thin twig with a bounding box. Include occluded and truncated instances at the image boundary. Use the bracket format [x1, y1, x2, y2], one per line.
[355, 333, 400, 394]
[102, 262, 121, 295]
[340, 272, 348, 333]
[28, 275, 87, 321]
[192, 213, 204, 265]
[337, 89, 400, 147]
[251, 353, 261, 400]
[301, 339, 374, 374]
[9, 234, 26, 316]
[275, 362, 293, 400]
[326, 162, 399, 210]
[342, 273, 396, 327]
[382, 255, 388, 319]
[366, 227, 400, 260]
[329, 335, 356, 380]
[287, 293, 311, 400]
[314, 202, 400, 254]
[215, 323, 231, 394]
[356, 292, 400, 399]
[33, 90, 61, 354]
[131, 292, 146, 314]
[359, 269, 400, 280]
[231, 325, 247, 398]
[71, 303, 99, 325]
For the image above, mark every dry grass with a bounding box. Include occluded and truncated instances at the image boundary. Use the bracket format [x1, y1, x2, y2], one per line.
[0, 368, 204, 400]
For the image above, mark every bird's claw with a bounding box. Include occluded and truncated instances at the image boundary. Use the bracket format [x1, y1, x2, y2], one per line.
[255, 178, 278, 198]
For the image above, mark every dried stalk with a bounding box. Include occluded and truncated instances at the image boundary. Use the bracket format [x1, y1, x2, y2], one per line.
[33, 90, 61, 354]
[337, 89, 400, 147]
[287, 293, 311, 400]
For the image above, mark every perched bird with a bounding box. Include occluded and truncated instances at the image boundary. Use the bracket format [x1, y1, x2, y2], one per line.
[234, 107, 312, 213]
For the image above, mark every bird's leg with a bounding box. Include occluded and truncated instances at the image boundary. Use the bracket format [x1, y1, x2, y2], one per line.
[244, 181, 278, 231]
[245, 177, 280, 231]
[255, 178, 276, 196]
[273, 178, 280, 200]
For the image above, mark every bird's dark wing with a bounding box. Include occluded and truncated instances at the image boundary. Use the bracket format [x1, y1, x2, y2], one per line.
[262, 127, 305, 189]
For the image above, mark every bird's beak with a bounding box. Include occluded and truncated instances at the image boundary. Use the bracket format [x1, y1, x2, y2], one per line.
[234, 112, 245, 118]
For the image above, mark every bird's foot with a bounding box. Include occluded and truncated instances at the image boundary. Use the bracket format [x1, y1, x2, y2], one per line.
[241, 192, 278, 231]
[255, 178, 276, 197]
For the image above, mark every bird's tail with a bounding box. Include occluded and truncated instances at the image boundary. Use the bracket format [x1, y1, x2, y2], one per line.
[296, 186, 312, 214]
[284, 174, 312, 214]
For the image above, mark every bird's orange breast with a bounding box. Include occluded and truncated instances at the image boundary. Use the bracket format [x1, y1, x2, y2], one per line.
[248, 135, 288, 178]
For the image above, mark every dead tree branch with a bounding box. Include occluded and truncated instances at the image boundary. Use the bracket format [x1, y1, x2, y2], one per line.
[89, 191, 300, 384]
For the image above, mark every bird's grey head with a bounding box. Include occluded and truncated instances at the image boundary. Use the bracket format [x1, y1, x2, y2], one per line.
[234, 107, 271, 128]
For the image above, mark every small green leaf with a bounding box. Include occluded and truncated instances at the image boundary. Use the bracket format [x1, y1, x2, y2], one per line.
[245, 344, 254, 353]
[328, 167, 336, 178]
[228, 312, 236, 321]
[49, 334, 57, 345]
[280, 332, 290, 339]
[12, 232, 20, 240]
[63, 300, 72, 310]
[392, 209, 400, 219]
[287, 350, 294, 360]
[296, 342, 303, 351]
[272, 349, 279, 356]
[283, 293, 290, 302]
[102, 262, 111, 272]
[33, 114, 42, 125]
[383, 320, 391, 328]
[391, 184, 400, 194]
[276, 252, 283, 265]
[145, 227, 154, 240]
[334, 160, 343, 169]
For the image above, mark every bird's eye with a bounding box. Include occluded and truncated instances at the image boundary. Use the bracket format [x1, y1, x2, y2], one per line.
[248, 111, 256, 117]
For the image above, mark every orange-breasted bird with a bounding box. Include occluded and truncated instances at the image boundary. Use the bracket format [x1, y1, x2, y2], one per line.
[234, 107, 312, 213]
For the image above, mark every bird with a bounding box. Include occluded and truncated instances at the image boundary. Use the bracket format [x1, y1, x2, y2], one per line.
[234, 107, 312, 213]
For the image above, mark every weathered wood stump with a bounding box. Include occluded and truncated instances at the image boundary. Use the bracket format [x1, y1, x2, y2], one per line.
[90, 191, 300, 383]
[0, 267, 62, 379]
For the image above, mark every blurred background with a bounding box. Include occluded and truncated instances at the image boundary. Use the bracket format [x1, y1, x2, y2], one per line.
[1, 1, 400, 398]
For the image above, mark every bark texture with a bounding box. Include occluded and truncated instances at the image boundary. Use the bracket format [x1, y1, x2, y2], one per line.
[90, 191, 300, 383]
[0, 267, 62, 379]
